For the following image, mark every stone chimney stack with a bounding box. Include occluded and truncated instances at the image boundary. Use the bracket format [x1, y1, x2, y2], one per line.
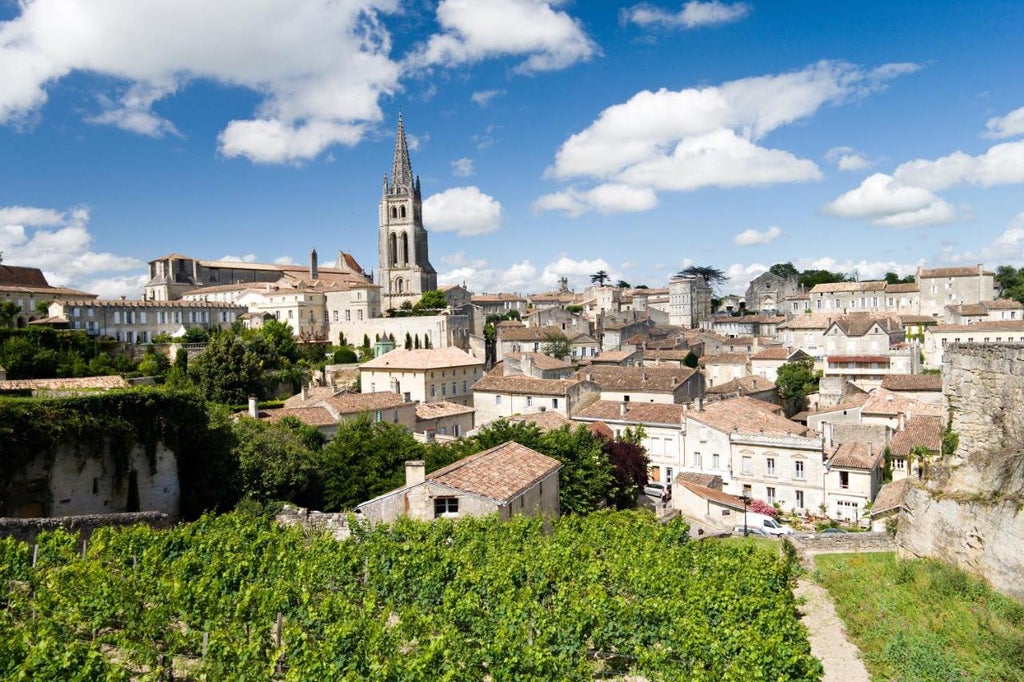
[405, 460, 426, 487]
[310, 248, 319, 280]
[248, 396, 258, 418]
[301, 385, 308, 401]
[695, 397, 703, 412]
[620, 402, 628, 416]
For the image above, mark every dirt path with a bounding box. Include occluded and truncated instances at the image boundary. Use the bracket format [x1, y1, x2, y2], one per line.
[794, 576, 870, 682]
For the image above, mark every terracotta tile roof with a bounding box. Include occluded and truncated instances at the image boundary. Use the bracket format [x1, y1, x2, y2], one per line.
[826, 355, 890, 364]
[899, 315, 938, 325]
[675, 472, 722, 489]
[416, 401, 475, 419]
[749, 346, 793, 360]
[918, 266, 992, 278]
[713, 314, 785, 324]
[591, 350, 639, 363]
[881, 374, 942, 392]
[701, 352, 749, 366]
[508, 411, 572, 432]
[0, 265, 49, 287]
[506, 352, 573, 371]
[828, 442, 882, 469]
[575, 365, 697, 392]
[871, 479, 913, 516]
[568, 333, 598, 344]
[585, 421, 614, 440]
[498, 325, 565, 342]
[261, 406, 338, 427]
[983, 298, 1023, 310]
[688, 396, 805, 436]
[472, 292, 527, 303]
[706, 375, 777, 395]
[810, 281, 887, 293]
[929, 320, 1024, 333]
[828, 314, 901, 337]
[325, 391, 412, 414]
[428, 441, 562, 502]
[643, 350, 691, 361]
[1, 283, 96, 298]
[778, 313, 834, 330]
[0, 375, 129, 391]
[677, 481, 745, 511]
[58, 298, 245, 309]
[888, 416, 943, 456]
[360, 347, 483, 370]
[884, 282, 920, 293]
[574, 400, 684, 426]
[472, 374, 581, 396]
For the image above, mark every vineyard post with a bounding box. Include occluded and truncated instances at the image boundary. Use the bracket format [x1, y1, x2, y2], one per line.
[202, 632, 208, 658]
[81, 539, 87, 558]
[31, 544, 37, 567]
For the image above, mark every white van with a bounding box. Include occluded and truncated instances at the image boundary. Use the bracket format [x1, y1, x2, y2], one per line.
[738, 512, 795, 536]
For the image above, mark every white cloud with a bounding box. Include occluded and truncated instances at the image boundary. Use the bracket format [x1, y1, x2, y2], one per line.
[826, 146, 872, 171]
[0, 205, 145, 296]
[471, 89, 505, 107]
[984, 106, 1024, 139]
[423, 186, 502, 236]
[219, 253, 258, 263]
[624, 1, 751, 29]
[451, 157, 475, 177]
[537, 60, 916, 214]
[440, 251, 486, 268]
[273, 256, 296, 265]
[734, 226, 781, 246]
[794, 256, 920, 283]
[410, 0, 598, 75]
[892, 140, 1024, 191]
[438, 255, 618, 293]
[534, 183, 658, 216]
[938, 211, 1024, 267]
[823, 173, 956, 227]
[0, 0, 404, 163]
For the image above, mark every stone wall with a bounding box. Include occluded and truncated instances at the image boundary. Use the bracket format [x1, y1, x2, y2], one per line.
[276, 504, 352, 540]
[896, 344, 1024, 602]
[791, 531, 895, 553]
[0, 511, 171, 544]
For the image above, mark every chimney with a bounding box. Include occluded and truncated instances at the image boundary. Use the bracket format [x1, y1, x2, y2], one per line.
[301, 385, 308, 401]
[390, 377, 400, 394]
[641, 371, 647, 382]
[899, 412, 906, 430]
[586, 371, 593, 382]
[248, 396, 258, 418]
[695, 397, 703, 412]
[310, 248, 319, 279]
[886, 393, 893, 401]
[405, 460, 426, 487]
[620, 402, 628, 416]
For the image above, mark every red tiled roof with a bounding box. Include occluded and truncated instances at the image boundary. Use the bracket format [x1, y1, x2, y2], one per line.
[428, 441, 562, 502]
[0, 265, 49, 287]
[574, 400, 684, 426]
[888, 416, 943, 456]
[261, 406, 338, 427]
[881, 374, 942, 392]
[688, 396, 804, 436]
[828, 442, 882, 469]
[677, 481, 745, 511]
[360, 347, 483, 370]
[871, 479, 913, 516]
[919, 266, 992, 278]
[508, 411, 572, 432]
[415, 401, 475, 419]
[826, 355, 890, 364]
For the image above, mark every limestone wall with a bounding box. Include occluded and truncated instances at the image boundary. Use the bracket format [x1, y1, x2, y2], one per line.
[0, 511, 171, 544]
[896, 344, 1024, 602]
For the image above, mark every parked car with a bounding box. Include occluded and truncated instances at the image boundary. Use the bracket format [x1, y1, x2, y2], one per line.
[741, 512, 795, 536]
[733, 525, 772, 537]
[643, 482, 666, 497]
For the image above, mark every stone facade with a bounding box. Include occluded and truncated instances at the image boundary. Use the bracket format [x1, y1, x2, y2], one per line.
[897, 344, 1024, 602]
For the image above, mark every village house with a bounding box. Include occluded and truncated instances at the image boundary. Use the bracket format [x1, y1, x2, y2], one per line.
[496, 325, 566, 361]
[682, 396, 826, 515]
[744, 271, 801, 313]
[471, 292, 528, 318]
[568, 332, 600, 360]
[642, 349, 694, 368]
[355, 445, 562, 524]
[776, 313, 834, 359]
[598, 312, 650, 351]
[879, 374, 944, 404]
[673, 480, 747, 530]
[706, 314, 785, 339]
[414, 401, 475, 440]
[277, 387, 421, 436]
[749, 347, 812, 382]
[886, 415, 943, 481]
[700, 352, 749, 387]
[824, 442, 883, 523]
[667, 275, 713, 328]
[502, 352, 575, 379]
[471, 371, 601, 425]
[916, 265, 996, 318]
[522, 306, 590, 336]
[922, 320, 1024, 367]
[576, 365, 704, 405]
[1, 264, 97, 329]
[589, 348, 643, 367]
[705, 375, 778, 404]
[944, 298, 1023, 325]
[47, 299, 246, 343]
[572, 400, 685, 486]
[359, 347, 484, 406]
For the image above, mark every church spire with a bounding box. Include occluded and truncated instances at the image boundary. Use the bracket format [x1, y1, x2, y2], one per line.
[390, 114, 413, 195]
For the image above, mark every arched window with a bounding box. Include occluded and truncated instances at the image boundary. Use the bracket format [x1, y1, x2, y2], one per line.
[395, 279, 403, 293]
[402, 232, 410, 265]
[389, 232, 397, 266]
[391, 206, 398, 219]
[399, 205, 406, 218]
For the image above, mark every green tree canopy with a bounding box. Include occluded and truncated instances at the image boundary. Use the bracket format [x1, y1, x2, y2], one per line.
[995, 265, 1024, 303]
[798, 269, 852, 289]
[590, 270, 610, 286]
[414, 289, 448, 311]
[675, 265, 728, 290]
[231, 416, 325, 508]
[884, 271, 915, 284]
[615, 280, 631, 289]
[188, 331, 279, 404]
[0, 301, 20, 327]
[775, 359, 821, 416]
[540, 332, 571, 360]
[769, 262, 799, 278]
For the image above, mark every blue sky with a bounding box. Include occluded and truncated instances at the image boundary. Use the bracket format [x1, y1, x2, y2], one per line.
[2, 0, 1023, 298]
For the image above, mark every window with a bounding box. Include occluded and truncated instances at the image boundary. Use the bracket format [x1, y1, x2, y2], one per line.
[766, 487, 776, 504]
[795, 490, 804, 509]
[552, 398, 559, 409]
[741, 456, 752, 474]
[452, 382, 457, 395]
[666, 467, 673, 482]
[495, 395, 503, 405]
[441, 385, 447, 397]
[462, 381, 467, 393]
[333, 310, 338, 322]
[691, 451, 702, 468]
[404, 392, 411, 402]
[766, 458, 776, 476]
[434, 497, 459, 517]
[712, 453, 720, 469]
[794, 460, 805, 479]
[526, 396, 533, 407]
[374, 410, 383, 423]
[430, 385, 436, 398]
[698, 427, 709, 442]
[358, 310, 364, 321]
[345, 310, 350, 321]
[839, 471, 850, 489]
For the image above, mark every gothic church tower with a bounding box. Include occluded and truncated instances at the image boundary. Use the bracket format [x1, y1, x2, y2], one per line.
[378, 115, 437, 308]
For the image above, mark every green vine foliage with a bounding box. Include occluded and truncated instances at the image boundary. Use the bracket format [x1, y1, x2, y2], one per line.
[0, 389, 237, 517]
[0, 511, 822, 680]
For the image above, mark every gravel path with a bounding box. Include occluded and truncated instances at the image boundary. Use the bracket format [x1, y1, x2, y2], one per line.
[794, 576, 870, 682]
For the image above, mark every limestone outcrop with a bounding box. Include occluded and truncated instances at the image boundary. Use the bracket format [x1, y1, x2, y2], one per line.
[896, 344, 1024, 602]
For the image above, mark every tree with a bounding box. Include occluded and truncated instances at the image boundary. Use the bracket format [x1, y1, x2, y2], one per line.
[258, 318, 298, 363]
[540, 332, 571, 360]
[182, 326, 210, 343]
[415, 289, 448, 311]
[362, 334, 370, 348]
[615, 280, 631, 289]
[682, 351, 699, 369]
[34, 300, 52, 315]
[603, 428, 650, 510]
[995, 265, 1024, 303]
[0, 301, 21, 328]
[798, 269, 851, 290]
[675, 265, 728, 290]
[405, 332, 413, 350]
[231, 416, 325, 508]
[884, 271, 915, 284]
[590, 270, 610, 286]
[414, 334, 421, 349]
[769, 262, 799, 278]
[188, 332, 278, 404]
[775, 359, 821, 416]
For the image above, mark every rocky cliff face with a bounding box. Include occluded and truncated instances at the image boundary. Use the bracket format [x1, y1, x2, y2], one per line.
[897, 344, 1024, 602]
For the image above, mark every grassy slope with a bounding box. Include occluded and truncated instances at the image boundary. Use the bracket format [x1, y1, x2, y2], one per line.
[814, 552, 1024, 681]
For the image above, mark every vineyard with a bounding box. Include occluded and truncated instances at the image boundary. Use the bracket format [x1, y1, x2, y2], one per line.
[0, 511, 821, 680]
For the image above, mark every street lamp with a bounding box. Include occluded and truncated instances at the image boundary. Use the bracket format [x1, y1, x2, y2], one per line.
[739, 494, 752, 537]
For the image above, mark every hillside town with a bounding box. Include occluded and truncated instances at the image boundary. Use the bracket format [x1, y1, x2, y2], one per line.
[1, 118, 1016, 537]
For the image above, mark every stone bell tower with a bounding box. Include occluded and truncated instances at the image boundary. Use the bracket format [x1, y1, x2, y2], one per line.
[378, 114, 437, 309]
